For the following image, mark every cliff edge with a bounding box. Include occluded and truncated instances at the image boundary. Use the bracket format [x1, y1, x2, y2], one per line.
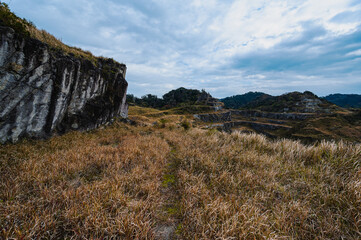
[0, 25, 128, 143]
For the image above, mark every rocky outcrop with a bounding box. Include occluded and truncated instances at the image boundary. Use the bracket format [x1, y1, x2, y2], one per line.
[196, 90, 224, 111]
[0, 26, 128, 143]
[194, 112, 231, 122]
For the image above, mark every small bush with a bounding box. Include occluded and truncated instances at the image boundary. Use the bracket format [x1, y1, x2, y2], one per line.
[180, 120, 191, 130]
[159, 118, 167, 128]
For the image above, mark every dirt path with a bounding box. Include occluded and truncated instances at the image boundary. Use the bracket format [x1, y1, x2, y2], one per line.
[154, 145, 182, 240]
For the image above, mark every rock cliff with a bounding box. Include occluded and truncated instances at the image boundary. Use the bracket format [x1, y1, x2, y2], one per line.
[0, 26, 128, 143]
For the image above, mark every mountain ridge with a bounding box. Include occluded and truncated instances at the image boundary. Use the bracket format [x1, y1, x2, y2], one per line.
[322, 93, 361, 108]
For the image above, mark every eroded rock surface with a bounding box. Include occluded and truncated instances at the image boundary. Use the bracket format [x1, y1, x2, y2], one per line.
[0, 26, 128, 143]
[194, 111, 231, 122]
[230, 110, 315, 120]
[194, 110, 315, 123]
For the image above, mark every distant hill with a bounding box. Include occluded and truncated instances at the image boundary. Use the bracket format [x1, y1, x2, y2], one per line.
[127, 87, 203, 108]
[162, 87, 203, 107]
[322, 94, 361, 108]
[245, 91, 342, 113]
[220, 92, 271, 109]
[129, 88, 355, 114]
[127, 87, 223, 110]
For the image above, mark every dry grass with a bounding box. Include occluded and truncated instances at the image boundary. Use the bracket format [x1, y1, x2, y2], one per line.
[27, 26, 97, 61]
[171, 130, 361, 239]
[0, 123, 171, 238]
[1, 3, 99, 62]
[1, 106, 360, 239]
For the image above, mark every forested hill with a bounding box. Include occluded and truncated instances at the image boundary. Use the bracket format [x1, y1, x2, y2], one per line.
[220, 92, 271, 109]
[127, 87, 214, 108]
[323, 94, 361, 108]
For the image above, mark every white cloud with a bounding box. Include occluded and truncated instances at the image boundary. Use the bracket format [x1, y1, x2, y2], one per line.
[246, 74, 266, 79]
[346, 49, 361, 56]
[9, 0, 361, 97]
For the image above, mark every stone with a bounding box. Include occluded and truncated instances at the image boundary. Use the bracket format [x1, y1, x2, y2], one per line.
[0, 26, 128, 143]
[196, 90, 224, 111]
[194, 111, 231, 122]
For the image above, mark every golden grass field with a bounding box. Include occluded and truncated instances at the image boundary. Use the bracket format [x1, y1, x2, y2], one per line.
[1, 106, 360, 239]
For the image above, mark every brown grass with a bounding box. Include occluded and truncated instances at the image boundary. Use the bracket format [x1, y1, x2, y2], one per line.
[27, 26, 98, 62]
[0, 123, 171, 238]
[1, 3, 99, 62]
[1, 106, 360, 239]
[172, 130, 361, 239]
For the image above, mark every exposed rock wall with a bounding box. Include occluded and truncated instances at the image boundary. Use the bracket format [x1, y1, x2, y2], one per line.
[194, 110, 314, 123]
[0, 26, 128, 143]
[196, 90, 224, 111]
[230, 110, 315, 120]
[194, 112, 231, 122]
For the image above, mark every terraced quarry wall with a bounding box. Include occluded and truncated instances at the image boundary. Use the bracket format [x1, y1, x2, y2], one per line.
[194, 110, 361, 143]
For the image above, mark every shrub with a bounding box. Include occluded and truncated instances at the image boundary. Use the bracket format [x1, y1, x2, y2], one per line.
[0, 2, 31, 36]
[159, 118, 167, 128]
[180, 120, 191, 130]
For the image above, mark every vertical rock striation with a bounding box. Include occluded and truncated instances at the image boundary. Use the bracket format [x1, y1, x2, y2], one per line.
[0, 26, 128, 143]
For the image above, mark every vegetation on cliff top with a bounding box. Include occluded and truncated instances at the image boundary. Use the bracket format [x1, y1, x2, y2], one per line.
[0, 2, 32, 36]
[0, 3, 118, 64]
[1, 106, 360, 239]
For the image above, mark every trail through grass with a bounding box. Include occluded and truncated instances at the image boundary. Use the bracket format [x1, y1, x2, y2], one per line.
[154, 144, 182, 239]
[1, 107, 360, 239]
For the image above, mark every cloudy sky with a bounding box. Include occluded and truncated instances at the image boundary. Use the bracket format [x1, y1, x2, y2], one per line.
[8, 0, 361, 97]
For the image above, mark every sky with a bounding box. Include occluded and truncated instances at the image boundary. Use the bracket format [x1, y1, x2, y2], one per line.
[7, 0, 361, 98]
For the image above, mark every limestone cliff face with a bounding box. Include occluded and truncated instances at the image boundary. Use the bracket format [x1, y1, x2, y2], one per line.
[0, 26, 128, 143]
